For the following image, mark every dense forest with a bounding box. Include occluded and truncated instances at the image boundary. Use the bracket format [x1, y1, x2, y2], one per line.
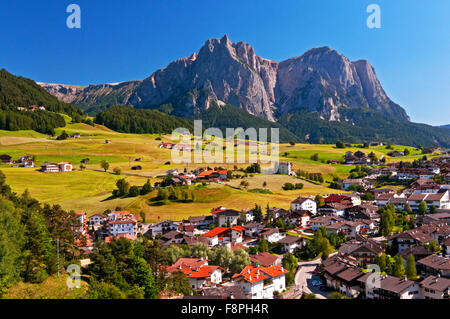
[94, 105, 194, 134]
[278, 107, 450, 147]
[0, 170, 189, 299]
[0, 69, 85, 134]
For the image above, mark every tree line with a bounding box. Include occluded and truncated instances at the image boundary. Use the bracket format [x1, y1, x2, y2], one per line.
[94, 105, 194, 134]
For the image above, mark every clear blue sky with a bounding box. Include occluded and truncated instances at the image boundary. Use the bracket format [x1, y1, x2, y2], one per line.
[1, 0, 449, 125]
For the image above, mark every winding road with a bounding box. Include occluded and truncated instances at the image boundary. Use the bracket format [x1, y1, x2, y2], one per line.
[295, 253, 337, 299]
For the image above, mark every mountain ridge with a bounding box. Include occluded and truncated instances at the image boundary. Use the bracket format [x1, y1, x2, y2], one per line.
[35, 35, 450, 147]
[39, 35, 408, 122]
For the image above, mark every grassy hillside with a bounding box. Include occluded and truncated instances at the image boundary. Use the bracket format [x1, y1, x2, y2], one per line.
[0, 116, 427, 221]
[3, 274, 88, 299]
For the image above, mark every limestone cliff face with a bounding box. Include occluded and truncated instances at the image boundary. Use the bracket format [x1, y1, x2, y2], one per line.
[40, 35, 409, 122]
[37, 83, 86, 104]
[129, 35, 278, 120]
[38, 81, 141, 111]
[275, 47, 409, 121]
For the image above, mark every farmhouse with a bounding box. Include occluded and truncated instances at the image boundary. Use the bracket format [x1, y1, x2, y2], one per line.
[22, 159, 34, 167]
[417, 254, 450, 278]
[388, 229, 433, 252]
[277, 235, 304, 253]
[277, 162, 295, 176]
[201, 285, 247, 299]
[338, 239, 385, 266]
[345, 204, 380, 221]
[419, 275, 450, 299]
[201, 226, 245, 246]
[0, 154, 12, 164]
[166, 258, 223, 290]
[232, 265, 288, 299]
[250, 252, 279, 267]
[341, 179, 371, 191]
[213, 209, 240, 227]
[309, 216, 342, 231]
[291, 196, 317, 215]
[41, 162, 60, 173]
[324, 194, 361, 206]
[259, 228, 284, 243]
[147, 220, 179, 237]
[388, 150, 405, 157]
[243, 222, 264, 237]
[88, 214, 107, 226]
[58, 162, 73, 172]
[357, 273, 420, 299]
[318, 203, 348, 217]
[322, 254, 364, 298]
[159, 230, 186, 246]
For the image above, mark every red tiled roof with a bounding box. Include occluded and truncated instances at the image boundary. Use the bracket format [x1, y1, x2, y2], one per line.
[105, 234, 137, 243]
[261, 265, 288, 278]
[202, 227, 228, 238]
[172, 258, 208, 268]
[234, 265, 288, 284]
[250, 252, 278, 267]
[198, 170, 215, 176]
[231, 225, 245, 232]
[234, 266, 268, 283]
[325, 195, 351, 203]
[113, 211, 132, 215]
[166, 260, 222, 279]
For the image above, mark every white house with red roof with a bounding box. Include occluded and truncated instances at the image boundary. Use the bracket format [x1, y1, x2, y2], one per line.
[107, 219, 138, 237]
[58, 162, 73, 172]
[291, 197, 317, 215]
[165, 258, 223, 290]
[107, 211, 137, 237]
[88, 214, 107, 226]
[232, 265, 289, 299]
[74, 212, 87, 235]
[108, 211, 135, 221]
[202, 226, 245, 246]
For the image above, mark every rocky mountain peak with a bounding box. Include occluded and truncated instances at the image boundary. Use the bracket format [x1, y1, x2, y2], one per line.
[41, 35, 410, 122]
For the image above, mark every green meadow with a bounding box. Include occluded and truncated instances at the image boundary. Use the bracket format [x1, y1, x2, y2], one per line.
[0, 116, 422, 221]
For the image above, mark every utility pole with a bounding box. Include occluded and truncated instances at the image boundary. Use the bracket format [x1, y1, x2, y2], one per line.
[56, 238, 60, 278]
